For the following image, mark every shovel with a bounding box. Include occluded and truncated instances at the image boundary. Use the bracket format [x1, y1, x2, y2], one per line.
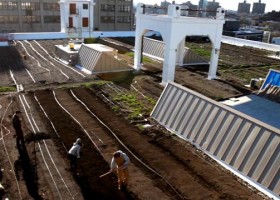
[99, 171, 111, 178]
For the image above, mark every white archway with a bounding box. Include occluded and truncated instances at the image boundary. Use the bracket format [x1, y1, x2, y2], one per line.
[134, 3, 225, 85]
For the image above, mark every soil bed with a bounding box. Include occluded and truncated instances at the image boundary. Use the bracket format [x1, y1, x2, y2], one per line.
[0, 38, 278, 200]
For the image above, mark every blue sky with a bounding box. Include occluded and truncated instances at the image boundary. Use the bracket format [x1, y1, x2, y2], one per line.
[133, 0, 278, 13]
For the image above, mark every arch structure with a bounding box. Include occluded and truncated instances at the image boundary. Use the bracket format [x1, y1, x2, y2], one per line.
[134, 3, 225, 85]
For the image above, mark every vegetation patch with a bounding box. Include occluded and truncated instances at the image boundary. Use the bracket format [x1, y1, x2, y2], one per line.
[113, 93, 148, 119]
[0, 86, 16, 93]
[84, 37, 98, 44]
[58, 81, 111, 89]
[125, 52, 156, 64]
[186, 43, 211, 59]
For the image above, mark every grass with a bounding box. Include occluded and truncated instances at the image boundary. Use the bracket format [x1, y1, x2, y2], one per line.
[113, 93, 148, 120]
[125, 52, 156, 64]
[0, 86, 16, 93]
[186, 43, 212, 59]
[82, 80, 111, 87]
[58, 80, 111, 89]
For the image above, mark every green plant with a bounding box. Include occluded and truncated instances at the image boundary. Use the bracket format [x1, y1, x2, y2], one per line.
[84, 38, 97, 44]
[136, 124, 145, 131]
[112, 105, 120, 112]
[126, 52, 134, 58]
[83, 80, 110, 87]
[113, 93, 146, 119]
[125, 52, 155, 64]
[145, 96, 157, 106]
[0, 86, 16, 93]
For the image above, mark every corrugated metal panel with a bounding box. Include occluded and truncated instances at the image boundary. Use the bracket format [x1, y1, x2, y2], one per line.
[183, 48, 209, 65]
[77, 45, 101, 71]
[142, 37, 209, 65]
[94, 52, 132, 73]
[151, 82, 280, 196]
[76, 44, 133, 73]
[143, 38, 165, 60]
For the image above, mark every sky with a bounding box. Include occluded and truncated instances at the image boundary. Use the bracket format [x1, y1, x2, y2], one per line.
[133, 0, 278, 13]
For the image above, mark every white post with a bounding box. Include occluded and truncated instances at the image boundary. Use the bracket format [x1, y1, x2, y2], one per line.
[134, 3, 144, 71]
[89, 1, 95, 38]
[208, 46, 220, 79]
[177, 39, 185, 66]
[162, 45, 177, 85]
[208, 8, 225, 79]
[208, 25, 223, 79]
[59, 0, 66, 32]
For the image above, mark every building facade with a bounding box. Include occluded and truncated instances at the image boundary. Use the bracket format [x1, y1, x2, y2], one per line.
[0, 0, 60, 33]
[238, 0, 251, 14]
[252, 0, 266, 14]
[94, 0, 133, 31]
[0, 0, 134, 33]
[198, 0, 207, 10]
[181, 1, 198, 17]
[206, 0, 220, 17]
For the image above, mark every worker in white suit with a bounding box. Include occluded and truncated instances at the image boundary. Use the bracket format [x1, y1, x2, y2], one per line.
[68, 138, 82, 171]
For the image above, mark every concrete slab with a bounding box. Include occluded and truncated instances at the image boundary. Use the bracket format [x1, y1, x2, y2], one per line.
[221, 94, 280, 130]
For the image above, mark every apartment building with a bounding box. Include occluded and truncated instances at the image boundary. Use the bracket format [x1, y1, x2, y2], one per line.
[94, 0, 133, 31]
[238, 0, 251, 14]
[0, 0, 60, 33]
[252, 0, 266, 15]
[0, 0, 134, 33]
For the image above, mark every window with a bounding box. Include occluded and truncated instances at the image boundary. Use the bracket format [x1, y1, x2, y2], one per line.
[0, 2, 18, 10]
[118, 5, 131, 12]
[70, 3, 76, 14]
[117, 16, 131, 23]
[0, 15, 18, 24]
[21, 2, 40, 10]
[101, 4, 115, 12]
[82, 17, 88, 27]
[9, 15, 18, 23]
[68, 17, 73, 27]
[22, 15, 41, 23]
[100, 16, 115, 23]
[44, 16, 60, 23]
[83, 4, 88, 9]
[43, 3, 59, 11]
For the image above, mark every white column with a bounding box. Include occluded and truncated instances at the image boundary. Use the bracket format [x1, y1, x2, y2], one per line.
[59, 1, 66, 32]
[208, 25, 223, 79]
[176, 39, 185, 66]
[89, 1, 95, 37]
[133, 27, 143, 71]
[208, 46, 220, 79]
[162, 47, 177, 85]
[133, 3, 144, 71]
